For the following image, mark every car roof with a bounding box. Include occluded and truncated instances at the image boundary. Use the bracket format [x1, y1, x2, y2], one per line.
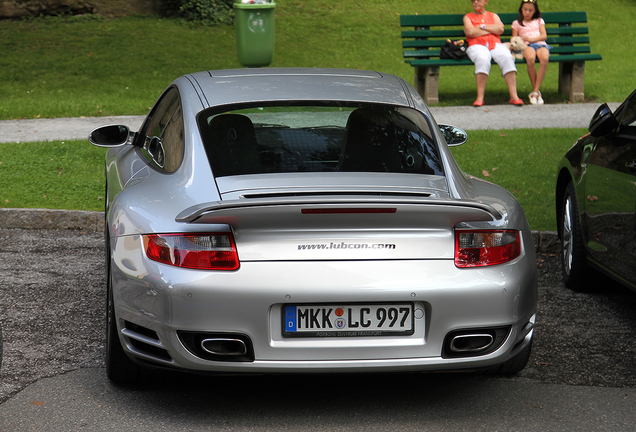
[187, 68, 414, 108]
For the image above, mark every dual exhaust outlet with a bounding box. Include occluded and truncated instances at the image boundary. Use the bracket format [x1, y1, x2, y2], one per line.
[201, 337, 248, 357]
[449, 333, 494, 353]
[202, 335, 496, 357]
[178, 331, 254, 362]
[444, 327, 510, 358]
[200, 335, 496, 356]
[188, 328, 510, 361]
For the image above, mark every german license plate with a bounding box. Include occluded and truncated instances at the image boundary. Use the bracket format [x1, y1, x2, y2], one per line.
[283, 303, 414, 338]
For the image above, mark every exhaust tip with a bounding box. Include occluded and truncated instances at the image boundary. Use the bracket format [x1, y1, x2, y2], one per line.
[450, 334, 494, 353]
[201, 338, 248, 356]
[443, 327, 511, 358]
[178, 332, 255, 362]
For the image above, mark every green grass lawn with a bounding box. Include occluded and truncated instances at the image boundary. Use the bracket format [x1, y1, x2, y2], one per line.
[0, 0, 634, 119]
[0, 127, 587, 232]
[0, 140, 107, 211]
[0, 0, 632, 231]
[450, 127, 588, 232]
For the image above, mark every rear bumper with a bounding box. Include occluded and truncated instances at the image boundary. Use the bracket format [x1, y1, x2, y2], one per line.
[110, 234, 537, 373]
[120, 316, 535, 374]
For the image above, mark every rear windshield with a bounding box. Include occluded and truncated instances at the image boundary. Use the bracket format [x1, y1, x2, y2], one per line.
[198, 103, 444, 177]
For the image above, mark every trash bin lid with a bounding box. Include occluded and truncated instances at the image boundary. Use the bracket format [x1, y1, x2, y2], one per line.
[233, 0, 276, 9]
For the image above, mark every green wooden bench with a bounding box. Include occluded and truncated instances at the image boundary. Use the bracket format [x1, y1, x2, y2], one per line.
[401, 11, 602, 104]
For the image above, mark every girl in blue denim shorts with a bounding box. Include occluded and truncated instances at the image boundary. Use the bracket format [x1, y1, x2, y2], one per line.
[512, 0, 552, 105]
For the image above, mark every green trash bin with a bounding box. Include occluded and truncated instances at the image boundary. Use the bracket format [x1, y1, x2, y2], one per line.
[233, 0, 276, 67]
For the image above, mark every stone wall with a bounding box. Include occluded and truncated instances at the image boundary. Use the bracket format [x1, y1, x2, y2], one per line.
[0, 0, 158, 19]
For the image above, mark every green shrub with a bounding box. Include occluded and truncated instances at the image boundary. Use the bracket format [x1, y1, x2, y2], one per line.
[159, 0, 235, 25]
[157, 0, 182, 16]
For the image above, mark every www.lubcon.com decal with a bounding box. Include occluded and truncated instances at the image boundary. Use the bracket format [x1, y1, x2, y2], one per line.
[297, 242, 396, 251]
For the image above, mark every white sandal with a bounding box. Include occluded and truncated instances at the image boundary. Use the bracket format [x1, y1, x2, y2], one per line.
[536, 91, 544, 105]
[529, 92, 539, 105]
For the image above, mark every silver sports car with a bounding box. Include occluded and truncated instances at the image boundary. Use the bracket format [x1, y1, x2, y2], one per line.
[89, 68, 537, 383]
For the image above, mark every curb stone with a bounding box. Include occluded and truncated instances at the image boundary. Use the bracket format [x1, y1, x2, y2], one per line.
[0, 208, 560, 254]
[0, 208, 104, 232]
[532, 230, 560, 254]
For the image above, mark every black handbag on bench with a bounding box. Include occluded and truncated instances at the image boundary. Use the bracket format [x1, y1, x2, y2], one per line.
[440, 40, 468, 60]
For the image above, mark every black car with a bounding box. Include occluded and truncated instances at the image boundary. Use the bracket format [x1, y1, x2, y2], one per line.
[556, 89, 636, 290]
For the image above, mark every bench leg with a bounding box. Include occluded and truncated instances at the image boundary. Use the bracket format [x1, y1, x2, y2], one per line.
[559, 61, 585, 103]
[414, 66, 439, 104]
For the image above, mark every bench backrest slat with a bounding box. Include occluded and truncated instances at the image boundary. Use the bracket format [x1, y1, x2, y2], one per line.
[401, 29, 466, 39]
[497, 11, 589, 24]
[400, 14, 465, 27]
[404, 35, 590, 49]
[400, 11, 589, 27]
[402, 44, 591, 59]
[402, 26, 590, 39]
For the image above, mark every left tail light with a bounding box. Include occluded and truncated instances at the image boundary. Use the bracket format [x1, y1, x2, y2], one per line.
[455, 230, 521, 268]
[144, 233, 239, 270]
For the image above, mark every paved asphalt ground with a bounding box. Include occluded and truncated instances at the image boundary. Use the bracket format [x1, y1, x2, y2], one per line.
[1, 102, 635, 431]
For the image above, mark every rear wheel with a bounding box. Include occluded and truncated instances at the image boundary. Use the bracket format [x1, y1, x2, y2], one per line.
[560, 181, 588, 289]
[105, 225, 140, 383]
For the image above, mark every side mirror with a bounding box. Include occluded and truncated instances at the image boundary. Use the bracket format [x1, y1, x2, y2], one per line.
[89, 125, 132, 147]
[589, 103, 618, 137]
[439, 125, 468, 146]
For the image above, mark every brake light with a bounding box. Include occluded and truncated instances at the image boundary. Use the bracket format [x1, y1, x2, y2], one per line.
[301, 208, 397, 214]
[144, 233, 239, 270]
[455, 230, 521, 267]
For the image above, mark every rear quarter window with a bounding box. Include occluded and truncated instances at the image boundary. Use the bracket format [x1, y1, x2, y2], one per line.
[137, 87, 185, 173]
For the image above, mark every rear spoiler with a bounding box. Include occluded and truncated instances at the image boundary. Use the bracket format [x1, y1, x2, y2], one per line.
[175, 195, 503, 223]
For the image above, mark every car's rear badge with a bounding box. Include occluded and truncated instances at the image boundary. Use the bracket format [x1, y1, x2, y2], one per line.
[297, 242, 396, 251]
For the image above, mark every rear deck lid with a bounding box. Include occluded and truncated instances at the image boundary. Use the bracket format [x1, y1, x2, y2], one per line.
[177, 181, 501, 261]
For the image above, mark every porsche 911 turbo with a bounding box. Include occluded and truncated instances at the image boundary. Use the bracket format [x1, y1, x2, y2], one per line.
[89, 68, 537, 382]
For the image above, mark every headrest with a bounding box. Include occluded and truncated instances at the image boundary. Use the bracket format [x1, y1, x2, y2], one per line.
[341, 109, 403, 172]
[209, 114, 261, 176]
